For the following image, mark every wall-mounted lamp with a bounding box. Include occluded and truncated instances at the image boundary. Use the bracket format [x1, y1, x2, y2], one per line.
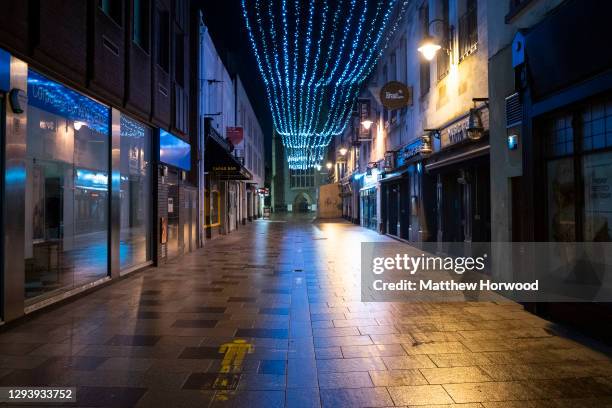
[418, 34, 442, 61]
[339, 147, 348, 156]
[361, 119, 374, 130]
[467, 98, 489, 140]
[417, 19, 451, 61]
[326, 162, 333, 170]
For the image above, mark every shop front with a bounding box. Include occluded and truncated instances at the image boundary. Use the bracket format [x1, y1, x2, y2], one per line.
[204, 119, 252, 238]
[509, 0, 612, 339]
[425, 106, 491, 243]
[359, 167, 380, 232]
[340, 180, 352, 221]
[2, 56, 161, 321]
[159, 130, 193, 261]
[380, 151, 409, 239]
[380, 136, 436, 242]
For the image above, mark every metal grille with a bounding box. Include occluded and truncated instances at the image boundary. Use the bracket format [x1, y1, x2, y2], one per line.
[505, 93, 522, 128]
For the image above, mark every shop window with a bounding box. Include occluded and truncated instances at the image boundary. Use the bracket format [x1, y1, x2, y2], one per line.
[545, 96, 612, 242]
[458, 0, 478, 61]
[547, 158, 576, 242]
[155, 8, 170, 72]
[419, 3, 430, 96]
[290, 168, 315, 189]
[205, 190, 220, 227]
[133, 0, 150, 52]
[119, 114, 152, 270]
[99, 0, 123, 26]
[25, 70, 110, 300]
[583, 152, 612, 241]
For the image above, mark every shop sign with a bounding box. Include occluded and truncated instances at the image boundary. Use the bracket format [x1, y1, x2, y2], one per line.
[397, 136, 431, 167]
[212, 165, 239, 172]
[440, 108, 489, 149]
[383, 151, 395, 172]
[226, 127, 244, 146]
[380, 81, 412, 110]
[358, 99, 372, 141]
[258, 188, 270, 196]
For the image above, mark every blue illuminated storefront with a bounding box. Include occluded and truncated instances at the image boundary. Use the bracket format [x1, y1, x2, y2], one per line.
[0, 53, 164, 323]
[158, 129, 197, 260]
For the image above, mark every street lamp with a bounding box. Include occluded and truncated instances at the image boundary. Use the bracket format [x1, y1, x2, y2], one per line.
[466, 98, 489, 140]
[417, 34, 442, 61]
[339, 147, 348, 156]
[361, 119, 374, 130]
[417, 19, 448, 61]
[326, 162, 333, 170]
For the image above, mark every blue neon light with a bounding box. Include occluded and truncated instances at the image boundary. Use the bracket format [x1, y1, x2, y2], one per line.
[27, 70, 110, 134]
[160, 130, 191, 171]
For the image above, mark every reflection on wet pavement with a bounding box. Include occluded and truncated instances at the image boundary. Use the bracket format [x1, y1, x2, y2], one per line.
[1, 214, 611, 407]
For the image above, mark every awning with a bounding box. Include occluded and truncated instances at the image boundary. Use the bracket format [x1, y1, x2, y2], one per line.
[425, 145, 489, 172]
[379, 168, 410, 184]
[205, 125, 252, 181]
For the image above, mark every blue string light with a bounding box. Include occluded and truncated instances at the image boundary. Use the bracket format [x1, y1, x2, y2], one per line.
[242, 0, 408, 169]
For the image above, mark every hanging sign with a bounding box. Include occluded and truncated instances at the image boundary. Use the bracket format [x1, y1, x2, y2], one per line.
[358, 99, 372, 141]
[380, 81, 412, 110]
[226, 127, 244, 146]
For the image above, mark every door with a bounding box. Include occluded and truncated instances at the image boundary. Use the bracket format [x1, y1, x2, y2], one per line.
[387, 184, 399, 236]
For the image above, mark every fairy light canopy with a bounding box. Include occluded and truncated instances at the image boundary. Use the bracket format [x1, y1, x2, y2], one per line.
[242, 0, 408, 169]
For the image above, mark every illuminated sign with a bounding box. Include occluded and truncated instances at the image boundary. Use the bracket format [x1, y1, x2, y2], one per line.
[160, 130, 191, 171]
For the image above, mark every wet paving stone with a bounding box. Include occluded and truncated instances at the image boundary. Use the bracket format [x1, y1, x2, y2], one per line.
[179, 347, 225, 360]
[228, 297, 257, 303]
[259, 308, 290, 315]
[235, 328, 289, 339]
[257, 360, 286, 375]
[171, 319, 219, 328]
[75, 385, 148, 407]
[0, 215, 610, 407]
[183, 372, 242, 390]
[106, 335, 161, 347]
[136, 311, 162, 319]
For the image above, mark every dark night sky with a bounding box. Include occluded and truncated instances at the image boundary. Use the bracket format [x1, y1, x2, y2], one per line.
[198, 0, 274, 167]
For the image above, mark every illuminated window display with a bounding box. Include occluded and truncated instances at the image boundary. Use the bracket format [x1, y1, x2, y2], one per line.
[119, 114, 152, 270]
[25, 70, 110, 300]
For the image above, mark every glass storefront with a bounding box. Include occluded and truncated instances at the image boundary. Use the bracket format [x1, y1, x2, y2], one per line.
[119, 114, 152, 270]
[545, 95, 612, 242]
[360, 187, 377, 231]
[25, 69, 110, 300]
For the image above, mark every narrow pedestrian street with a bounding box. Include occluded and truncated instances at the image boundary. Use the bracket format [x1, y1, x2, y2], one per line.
[0, 216, 610, 407]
